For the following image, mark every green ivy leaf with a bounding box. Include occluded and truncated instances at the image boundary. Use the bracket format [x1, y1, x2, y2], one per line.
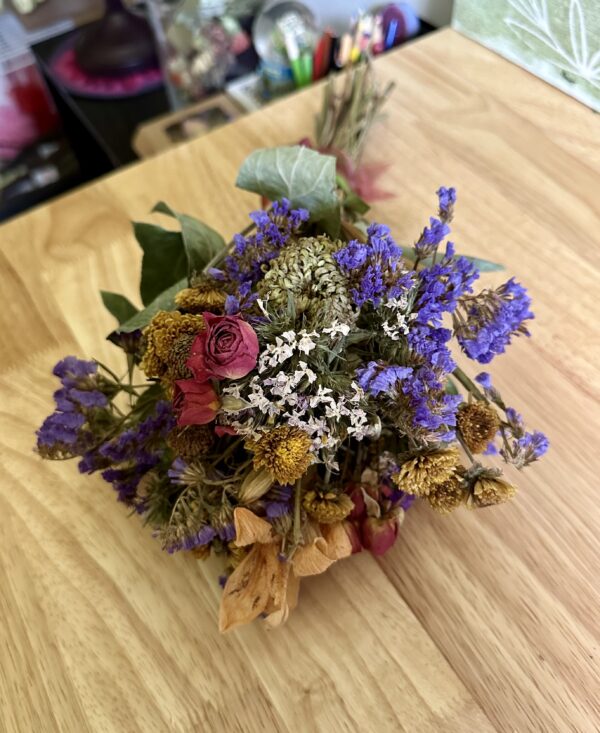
[134, 222, 187, 306]
[118, 278, 187, 333]
[153, 202, 226, 277]
[236, 146, 338, 222]
[318, 207, 342, 238]
[402, 247, 504, 272]
[100, 291, 139, 325]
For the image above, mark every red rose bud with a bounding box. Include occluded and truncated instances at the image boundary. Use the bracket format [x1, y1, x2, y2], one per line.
[360, 516, 399, 556]
[186, 313, 259, 381]
[342, 520, 363, 554]
[174, 379, 220, 426]
[215, 424, 237, 437]
[347, 484, 366, 520]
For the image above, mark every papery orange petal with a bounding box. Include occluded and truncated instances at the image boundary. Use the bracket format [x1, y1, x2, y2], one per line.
[233, 507, 274, 546]
[292, 537, 335, 577]
[218, 543, 279, 632]
[320, 521, 352, 561]
[264, 562, 300, 628]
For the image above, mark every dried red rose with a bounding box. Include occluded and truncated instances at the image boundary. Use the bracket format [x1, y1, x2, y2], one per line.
[186, 313, 259, 381]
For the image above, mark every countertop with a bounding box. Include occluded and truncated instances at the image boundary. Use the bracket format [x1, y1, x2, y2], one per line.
[0, 28, 599, 732]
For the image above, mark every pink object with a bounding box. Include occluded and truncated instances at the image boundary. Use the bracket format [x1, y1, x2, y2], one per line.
[187, 313, 259, 381]
[0, 28, 59, 161]
[173, 379, 220, 426]
[359, 516, 400, 555]
[0, 105, 38, 160]
[50, 47, 162, 99]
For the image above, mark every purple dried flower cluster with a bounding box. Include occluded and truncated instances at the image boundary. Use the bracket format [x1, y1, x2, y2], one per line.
[222, 198, 309, 287]
[36, 357, 109, 458]
[455, 278, 534, 363]
[87, 401, 175, 507]
[334, 223, 411, 307]
[474, 372, 549, 464]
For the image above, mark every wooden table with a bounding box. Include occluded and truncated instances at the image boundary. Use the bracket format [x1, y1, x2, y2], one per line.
[1, 28, 599, 732]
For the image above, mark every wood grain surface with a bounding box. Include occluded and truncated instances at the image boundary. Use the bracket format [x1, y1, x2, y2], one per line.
[1, 29, 599, 732]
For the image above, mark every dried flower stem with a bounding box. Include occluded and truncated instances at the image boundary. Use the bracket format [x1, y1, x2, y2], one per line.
[293, 478, 303, 547]
[452, 367, 485, 401]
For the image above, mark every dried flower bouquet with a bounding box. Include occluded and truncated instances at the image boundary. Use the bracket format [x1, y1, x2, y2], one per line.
[36, 146, 548, 631]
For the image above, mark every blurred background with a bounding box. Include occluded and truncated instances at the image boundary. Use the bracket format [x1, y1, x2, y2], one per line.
[0, 0, 453, 221]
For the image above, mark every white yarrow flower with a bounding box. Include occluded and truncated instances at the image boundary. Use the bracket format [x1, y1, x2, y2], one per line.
[323, 321, 351, 337]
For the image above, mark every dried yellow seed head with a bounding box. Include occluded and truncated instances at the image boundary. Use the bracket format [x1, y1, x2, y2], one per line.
[175, 286, 227, 313]
[457, 402, 500, 454]
[392, 447, 461, 497]
[469, 476, 517, 508]
[167, 425, 214, 459]
[303, 490, 354, 523]
[247, 426, 313, 484]
[427, 475, 467, 514]
[141, 310, 204, 379]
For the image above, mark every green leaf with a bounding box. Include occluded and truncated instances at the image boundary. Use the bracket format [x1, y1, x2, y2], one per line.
[402, 247, 504, 272]
[445, 378, 459, 395]
[134, 222, 187, 306]
[236, 146, 338, 222]
[153, 201, 226, 277]
[100, 291, 138, 325]
[318, 207, 341, 238]
[133, 382, 166, 419]
[461, 255, 505, 272]
[344, 191, 370, 216]
[118, 277, 187, 333]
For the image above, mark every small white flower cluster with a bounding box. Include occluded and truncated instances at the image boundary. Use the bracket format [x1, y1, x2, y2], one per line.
[256, 321, 351, 372]
[258, 328, 318, 371]
[381, 296, 415, 341]
[220, 323, 378, 457]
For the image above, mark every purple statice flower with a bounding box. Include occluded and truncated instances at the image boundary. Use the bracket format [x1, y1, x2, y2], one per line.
[414, 217, 451, 257]
[52, 356, 97, 381]
[505, 407, 523, 428]
[37, 410, 86, 450]
[498, 403, 548, 467]
[265, 501, 290, 518]
[224, 282, 258, 316]
[399, 493, 415, 511]
[517, 431, 549, 459]
[218, 524, 236, 542]
[86, 401, 175, 506]
[414, 241, 479, 326]
[225, 199, 308, 287]
[335, 223, 408, 308]
[263, 483, 293, 520]
[166, 524, 217, 554]
[356, 361, 413, 396]
[400, 365, 462, 441]
[167, 457, 188, 484]
[475, 372, 493, 390]
[437, 186, 456, 222]
[455, 278, 534, 364]
[394, 245, 477, 442]
[68, 388, 108, 409]
[334, 240, 368, 271]
[501, 428, 549, 468]
[36, 356, 112, 459]
[474, 371, 503, 403]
